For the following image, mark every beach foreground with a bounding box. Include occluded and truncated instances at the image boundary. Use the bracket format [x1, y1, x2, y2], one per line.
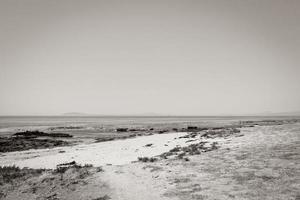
[0, 122, 299, 200]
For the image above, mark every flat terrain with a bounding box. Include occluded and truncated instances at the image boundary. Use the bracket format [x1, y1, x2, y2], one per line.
[102, 124, 300, 200]
[0, 122, 299, 200]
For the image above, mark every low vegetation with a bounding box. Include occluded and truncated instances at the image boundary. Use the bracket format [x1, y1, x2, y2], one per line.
[0, 130, 74, 153]
[201, 128, 240, 138]
[0, 162, 105, 200]
[0, 136, 70, 152]
[160, 141, 219, 160]
[92, 195, 111, 200]
[54, 161, 94, 174]
[0, 165, 45, 185]
[138, 157, 158, 162]
[13, 130, 73, 138]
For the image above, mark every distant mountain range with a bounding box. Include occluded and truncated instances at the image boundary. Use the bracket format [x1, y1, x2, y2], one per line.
[62, 112, 90, 116]
[61, 112, 165, 117]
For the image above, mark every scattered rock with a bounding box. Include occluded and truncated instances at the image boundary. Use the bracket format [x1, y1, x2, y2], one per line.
[187, 126, 198, 130]
[116, 128, 128, 132]
[158, 130, 168, 134]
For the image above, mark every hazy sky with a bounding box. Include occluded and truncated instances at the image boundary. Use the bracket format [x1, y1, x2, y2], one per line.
[0, 0, 299, 115]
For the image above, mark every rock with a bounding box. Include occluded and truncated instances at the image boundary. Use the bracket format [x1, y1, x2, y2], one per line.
[187, 126, 198, 130]
[116, 128, 128, 132]
[158, 130, 168, 134]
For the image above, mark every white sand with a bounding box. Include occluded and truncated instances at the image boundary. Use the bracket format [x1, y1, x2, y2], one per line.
[0, 132, 204, 169]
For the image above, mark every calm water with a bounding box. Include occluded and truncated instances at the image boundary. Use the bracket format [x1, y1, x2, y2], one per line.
[0, 116, 297, 135]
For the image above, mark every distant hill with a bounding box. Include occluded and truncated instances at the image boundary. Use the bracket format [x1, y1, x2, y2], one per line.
[62, 112, 90, 116]
[62, 112, 165, 117]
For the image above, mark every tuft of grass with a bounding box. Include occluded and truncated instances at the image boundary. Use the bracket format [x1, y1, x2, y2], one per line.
[169, 146, 181, 153]
[177, 152, 186, 159]
[83, 164, 93, 168]
[138, 157, 158, 162]
[54, 161, 93, 174]
[53, 161, 96, 181]
[96, 167, 104, 172]
[92, 195, 111, 200]
[0, 165, 45, 185]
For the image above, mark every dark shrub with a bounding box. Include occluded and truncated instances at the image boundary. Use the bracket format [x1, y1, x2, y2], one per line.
[138, 157, 158, 162]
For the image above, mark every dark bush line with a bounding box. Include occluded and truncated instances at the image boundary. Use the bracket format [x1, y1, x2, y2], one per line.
[13, 130, 73, 138]
[0, 136, 70, 153]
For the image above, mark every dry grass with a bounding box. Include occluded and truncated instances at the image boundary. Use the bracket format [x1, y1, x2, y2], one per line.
[0, 165, 45, 185]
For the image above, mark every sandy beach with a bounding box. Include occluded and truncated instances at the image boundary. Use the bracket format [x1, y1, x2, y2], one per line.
[0, 131, 209, 168]
[0, 120, 299, 200]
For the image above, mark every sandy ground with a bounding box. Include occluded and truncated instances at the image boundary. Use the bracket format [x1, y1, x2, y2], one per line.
[0, 131, 216, 168]
[1, 123, 299, 200]
[98, 123, 300, 200]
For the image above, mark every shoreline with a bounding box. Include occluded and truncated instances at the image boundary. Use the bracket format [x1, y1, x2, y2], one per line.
[0, 119, 299, 199]
[1, 118, 299, 154]
[0, 121, 299, 199]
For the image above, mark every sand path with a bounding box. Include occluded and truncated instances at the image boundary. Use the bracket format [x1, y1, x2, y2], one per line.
[102, 164, 173, 200]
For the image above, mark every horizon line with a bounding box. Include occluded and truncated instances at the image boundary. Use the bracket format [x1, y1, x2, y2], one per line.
[0, 114, 300, 117]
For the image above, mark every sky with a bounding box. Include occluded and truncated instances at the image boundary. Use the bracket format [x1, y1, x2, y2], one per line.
[0, 0, 299, 116]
